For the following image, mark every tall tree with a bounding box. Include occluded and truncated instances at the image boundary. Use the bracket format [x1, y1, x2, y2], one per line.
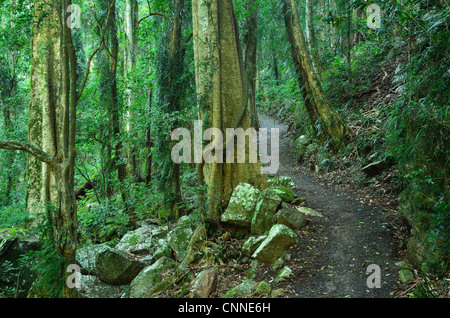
[192, 0, 267, 221]
[98, 0, 136, 225]
[124, 0, 140, 180]
[1, 0, 80, 297]
[156, 0, 187, 220]
[282, 0, 348, 150]
[243, 0, 260, 130]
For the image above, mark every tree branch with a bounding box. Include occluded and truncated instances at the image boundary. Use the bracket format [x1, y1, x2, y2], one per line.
[77, 0, 117, 100]
[0, 141, 56, 166]
[135, 0, 168, 30]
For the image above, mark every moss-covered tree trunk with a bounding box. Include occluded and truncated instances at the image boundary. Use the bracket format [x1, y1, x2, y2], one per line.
[283, 0, 348, 150]
[26, 0, 60, 225]
[29, 0, 79, 298]
[192, 0, 267, 221]
[244, 0, 260, 130]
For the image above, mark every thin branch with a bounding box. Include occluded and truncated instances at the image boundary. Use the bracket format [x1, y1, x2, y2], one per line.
[185, 32, 193, 43]
[0, 141, 56, 166]
[77, 0, 117, 100]
[135, 0, 168, 30]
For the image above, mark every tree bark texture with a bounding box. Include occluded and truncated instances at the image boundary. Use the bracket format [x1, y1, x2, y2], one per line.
[192, 0, 267, 220]
[283, 0, 348, 150]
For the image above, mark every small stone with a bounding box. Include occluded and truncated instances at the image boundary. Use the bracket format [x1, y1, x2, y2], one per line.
[254, 281, 271, 296]
[222, 232, 231, 242]
[274, 266, 292, 283]
[223, 280, 257, 298]
[398, 269, 415, 284]
[270, 288, 285, 298]
[191, 267, 218, 298]
[296, 206, 323, 218]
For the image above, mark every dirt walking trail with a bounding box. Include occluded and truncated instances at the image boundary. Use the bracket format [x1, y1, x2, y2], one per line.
[259, 113, 401, 298]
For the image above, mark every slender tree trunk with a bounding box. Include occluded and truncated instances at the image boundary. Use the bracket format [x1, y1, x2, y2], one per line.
[306, 0, 321, 75]
[273, 54, 280, 86]
[244, 0, 260, 130]
[1, 90, 15, 204]
[192, 0, 267, 221]
[111, 1, 134, 225]
[282, 0, 348, 150]
[124, 0, 140, 180]
[165, 0, 185, 220]
[145, 88, 153, 185]
[346, 1, 352, 81]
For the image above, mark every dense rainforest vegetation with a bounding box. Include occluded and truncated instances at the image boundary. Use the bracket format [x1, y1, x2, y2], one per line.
[0, 0, 448, 299]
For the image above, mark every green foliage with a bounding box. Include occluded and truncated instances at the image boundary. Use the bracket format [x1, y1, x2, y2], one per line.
[0, 202, 28, 229]
[412, 276, 437, 298]
[384, 1, 449, 274]
[77, 195, 131, 245]
[19, 220, 64, 298]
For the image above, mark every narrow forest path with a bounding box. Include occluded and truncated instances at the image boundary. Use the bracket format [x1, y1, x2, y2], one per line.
[258, 113, 401, 298]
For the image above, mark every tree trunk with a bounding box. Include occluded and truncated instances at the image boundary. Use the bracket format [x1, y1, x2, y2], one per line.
[145, 88, 153, 185]
[192, 0, 267, 221]
[27, 0, 61, 226]
[244, 0, 260, 130]
[112, 1, 135, 225]
[1, 80, 16, 205]
[163, 0, 186, 220]
[124, 0, 140, 180]
[346, 1, 352, 81]
[282, 0, 348, 150]
[305, 0, 321, 75]
[30, 0, 79, 298]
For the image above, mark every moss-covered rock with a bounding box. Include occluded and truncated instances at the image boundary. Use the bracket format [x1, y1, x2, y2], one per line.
[115, 225, 166, 255]
[0, 228, 39, 297]
[294, 135, 310, 162]
[222, 279, 257, 298]
[254, 281, 271, 296]
[221, 183, 261, 228]
[273, 207, 307, 230]
[251, 224, 299, 263]
[242, 235, 267, 257]
[182, 225, 207, 265]
[78, 274, 128, 298]
[76, 243, 110, 276]
[169, 224, 194, 263]
[129, 256, 176, 298]
[251, 188, 282, 235]
[270, 186, 295, 203]
[267, 176, 297, 189]
[96, 247, 145, 285]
